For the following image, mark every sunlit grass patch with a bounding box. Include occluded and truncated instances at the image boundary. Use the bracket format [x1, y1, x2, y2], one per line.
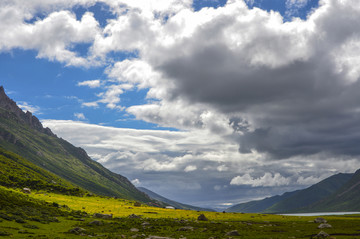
[2, 189, 360, 238]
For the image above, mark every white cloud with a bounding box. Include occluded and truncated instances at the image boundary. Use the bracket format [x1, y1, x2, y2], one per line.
[131, 178, 141, 186]
[82, 101, 99, 108]
[0, 8, 101, 66]
[77, 79, 101, 88]
[184, 165, 197, 172]
[296, 175, 323, 185]
[74, 112, 86, 120]
[17, 101, 41, 114]
[230, 173, 291, 187]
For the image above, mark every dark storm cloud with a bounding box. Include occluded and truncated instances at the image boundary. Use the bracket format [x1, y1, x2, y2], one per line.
[153, 1, 360, 159]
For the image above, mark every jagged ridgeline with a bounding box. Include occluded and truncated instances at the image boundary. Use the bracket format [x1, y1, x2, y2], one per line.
[0, 86, 151, 202]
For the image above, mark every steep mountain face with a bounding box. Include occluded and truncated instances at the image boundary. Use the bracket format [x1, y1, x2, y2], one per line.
[138, 187, 215, 212]
[0, 86, 151, 202]
[226, 173, 353, 213]
[303, 169, 360, 212]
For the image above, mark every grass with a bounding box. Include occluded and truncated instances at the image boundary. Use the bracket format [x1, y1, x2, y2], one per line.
[6, 190, 356, 238]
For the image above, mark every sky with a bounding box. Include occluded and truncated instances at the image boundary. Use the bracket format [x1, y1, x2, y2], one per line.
[1, 0, 360, 210]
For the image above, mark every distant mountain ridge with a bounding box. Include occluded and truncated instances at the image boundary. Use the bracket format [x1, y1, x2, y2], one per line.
[138, 187, 215, 212]
[302, 169, 360, 212]
[0, 86, 151, 202]
[226, 173, 354, 213]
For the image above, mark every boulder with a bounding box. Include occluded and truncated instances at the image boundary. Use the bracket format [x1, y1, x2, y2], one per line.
[128, 214, 142, 219]
[131, 228, 139, 232]
[93, 213, 113, 219]
[197, 214, 208, 221]
[89, 220, 103, 226]
[69, 227, 86, 235]
[314, 217, 327, 223]
[142, 222, 151, 227]
[145, 236, 175, 239]
[226, 230, 240, 236]
[22, 188, 31, 194]
[318, 223, 332, 229]
[177, 226, 194, 231]
[314, 231, 329, 238]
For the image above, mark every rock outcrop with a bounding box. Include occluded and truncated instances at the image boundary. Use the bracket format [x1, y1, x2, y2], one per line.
[0, 86, 54, 136]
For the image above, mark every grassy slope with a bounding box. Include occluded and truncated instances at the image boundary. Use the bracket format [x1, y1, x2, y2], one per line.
[0, 107, 150, 202]
[304, 170, 360, 212]
[138, 187, 215, 212]
[25, 191, 360, 238]
[226, 173, 353, 214]
[265, 173, 353, 213]
[1, 185, 360, 238]
[0, 146, 85, 195]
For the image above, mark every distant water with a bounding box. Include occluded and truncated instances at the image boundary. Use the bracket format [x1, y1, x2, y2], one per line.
[280, 212, 360, 216]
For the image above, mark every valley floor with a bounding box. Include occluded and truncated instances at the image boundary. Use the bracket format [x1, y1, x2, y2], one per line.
[1, 188, 360, 238]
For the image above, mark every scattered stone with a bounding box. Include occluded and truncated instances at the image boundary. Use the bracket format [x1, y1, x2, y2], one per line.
[197, 214, 208, 221]
[142, 222, 151, 227]
[22, 188, 31, 194]
[226, 230, 240, 236]
[128, 214, 142, 219]
[318, 223, 332, 229]
[89, 220, 103, 226]
[131, 228, 139, 232]
[134, 202, 142, 207]
[177, 226, 194, 231]
[145, 236, 175, 239]
[93, 213, 113, 219]
[314, 231, 330, 238]
[314, 218, 327, 223]
[68, 227, 86, 235]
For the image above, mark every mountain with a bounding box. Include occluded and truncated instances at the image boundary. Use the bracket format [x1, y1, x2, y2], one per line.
[138, 187, 215, 211]
[0, 146, 84, 195]
[226, 173, 353, 213]
[302, 169, 360, 212]
[226, 191, 298, 213]
[0, 86, 150, 202]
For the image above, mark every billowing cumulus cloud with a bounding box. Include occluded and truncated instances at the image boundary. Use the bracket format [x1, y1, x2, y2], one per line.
[230, 173, 291, 187]
[4, 0, 360, 208]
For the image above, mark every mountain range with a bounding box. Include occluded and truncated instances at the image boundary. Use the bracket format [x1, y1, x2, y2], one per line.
[137, 187, 215, 211]
[226, 172, 359, 213]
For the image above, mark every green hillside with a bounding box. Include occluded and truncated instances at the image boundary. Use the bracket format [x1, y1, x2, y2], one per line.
[265, 173, 353, 213]
[226, 173, 353, 213]
[303, 169, 360, 212]
[0, 86, 150, 202]
[0, 147, 84, 195]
